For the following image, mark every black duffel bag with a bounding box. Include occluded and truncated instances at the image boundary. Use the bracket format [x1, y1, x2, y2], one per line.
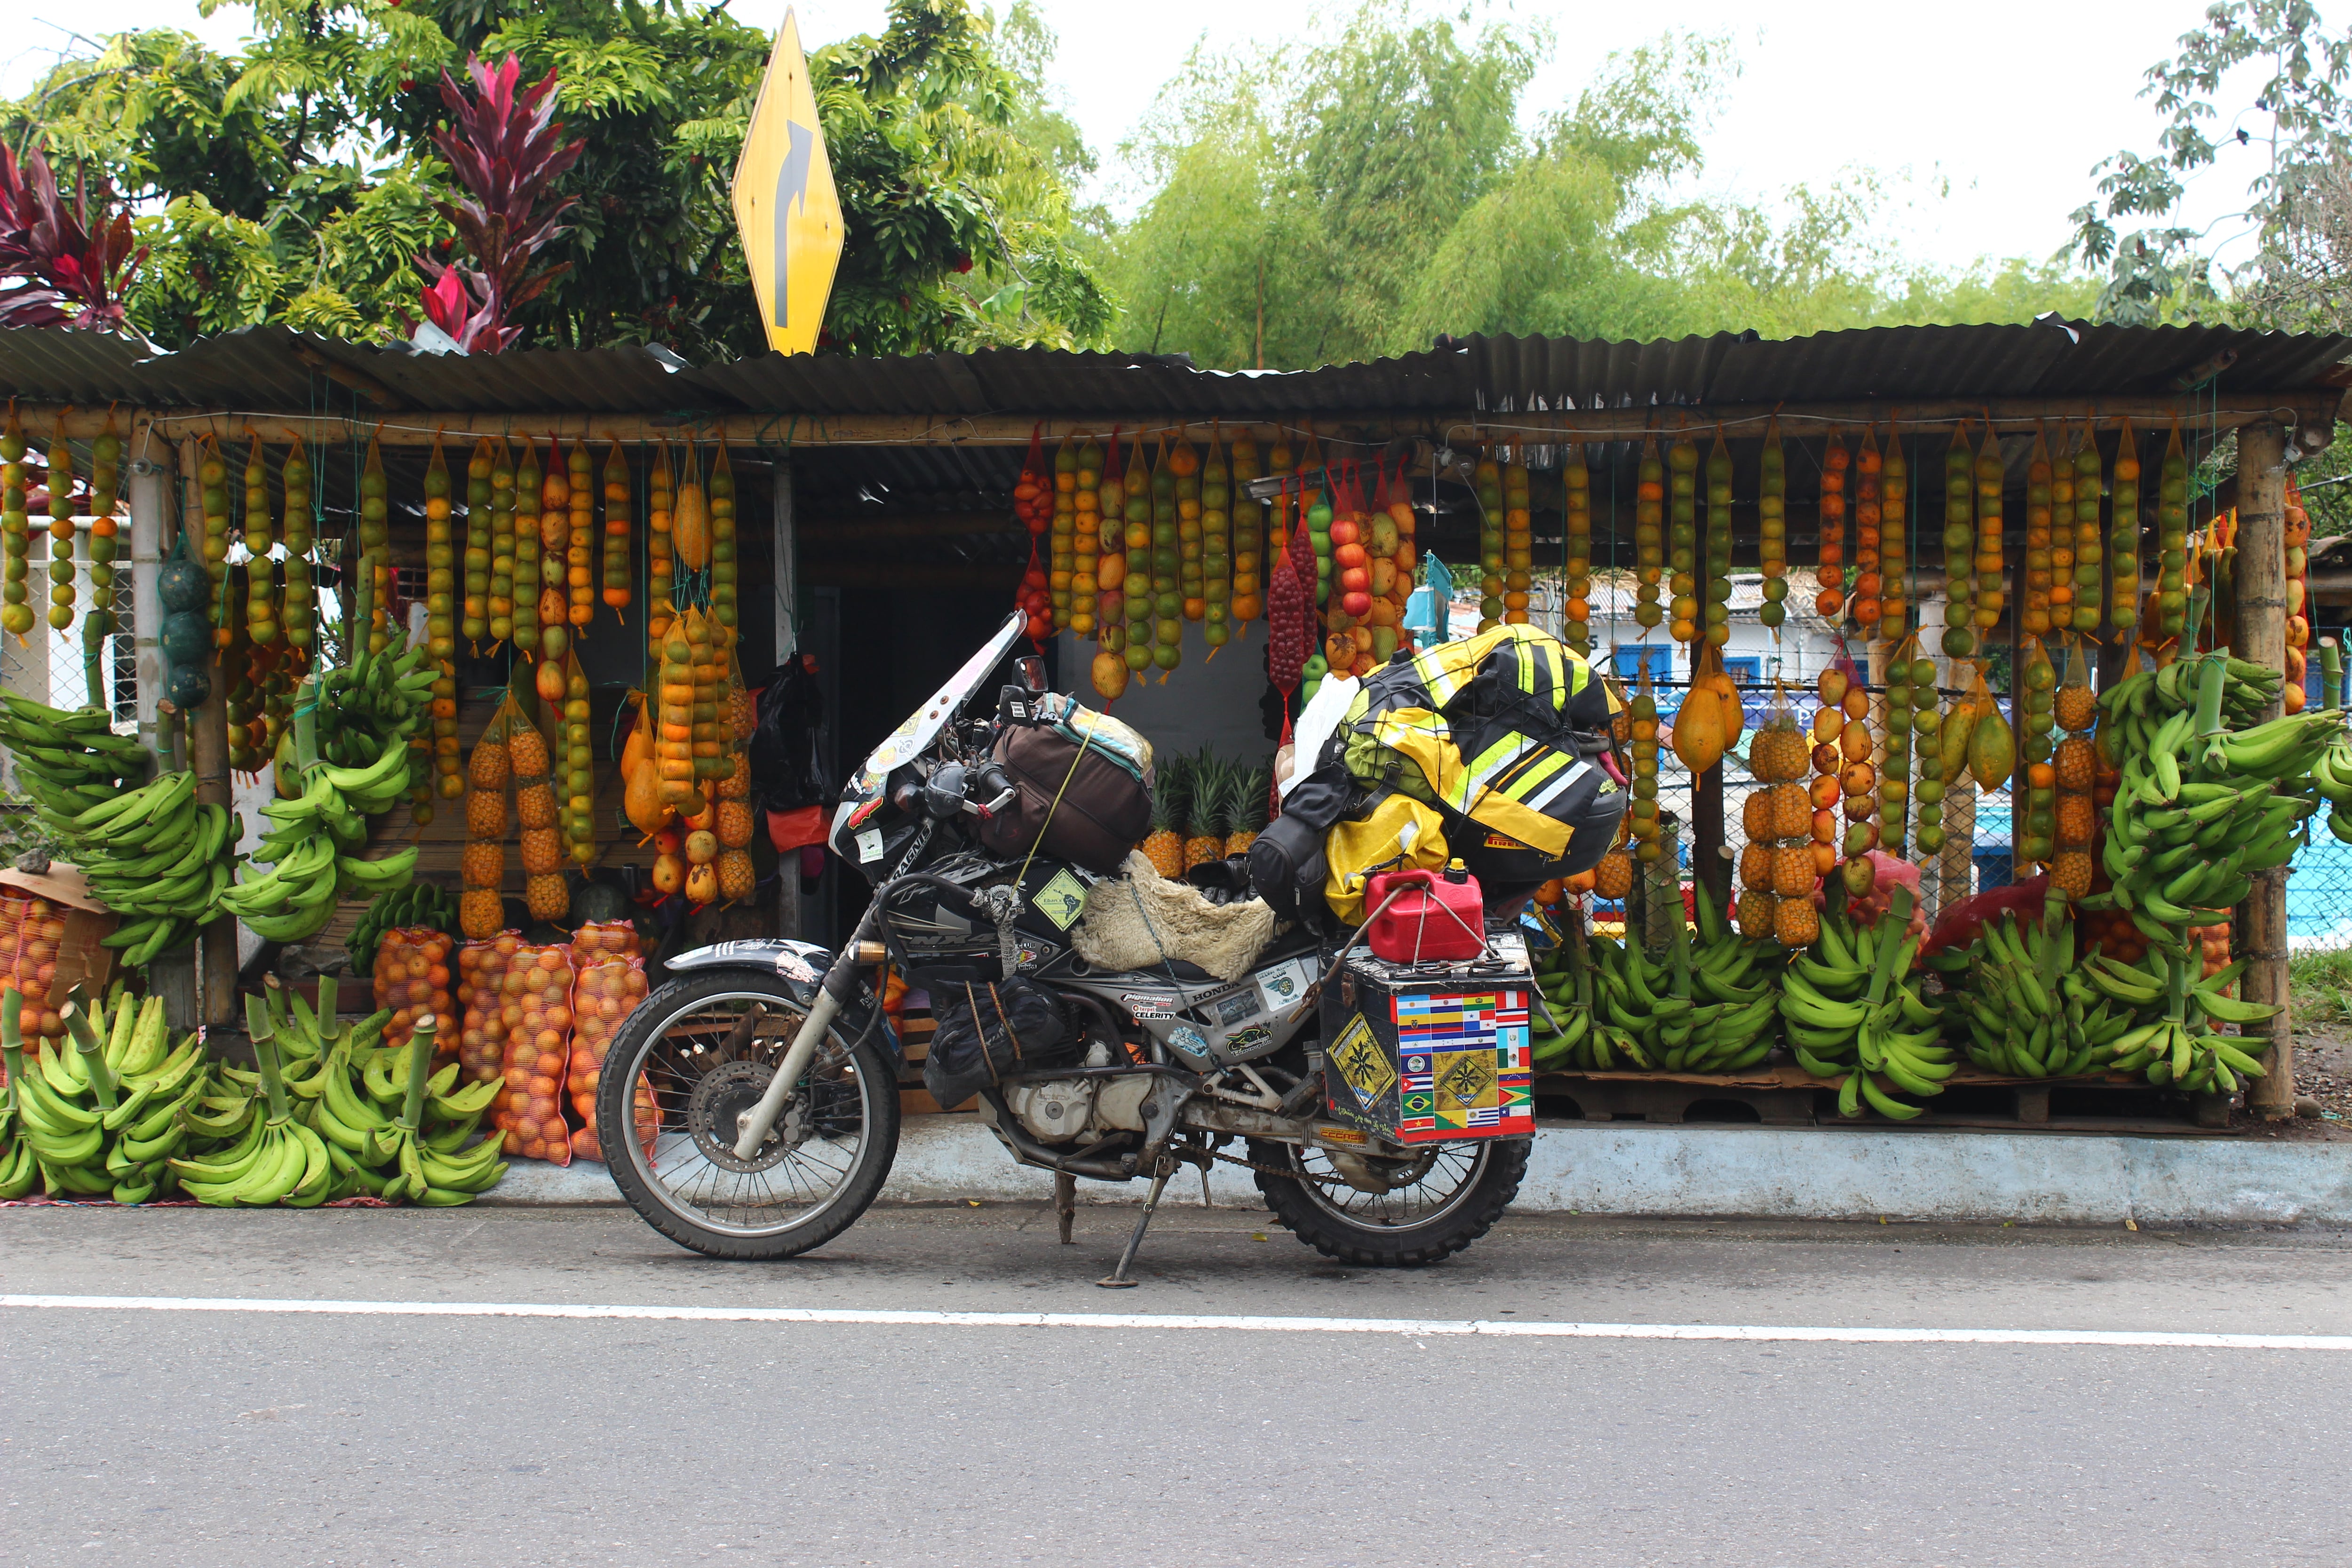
[922, 976, 1084, 1109]
[974, 721, 1152, 875]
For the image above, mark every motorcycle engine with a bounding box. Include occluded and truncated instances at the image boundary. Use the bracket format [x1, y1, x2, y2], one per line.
[1005, 1074, 1155, 1145]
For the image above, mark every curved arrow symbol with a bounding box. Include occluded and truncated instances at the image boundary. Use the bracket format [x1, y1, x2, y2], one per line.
[773, 119, 815, 329]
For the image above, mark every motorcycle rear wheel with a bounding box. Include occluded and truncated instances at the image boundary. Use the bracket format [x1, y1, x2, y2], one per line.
[600, 969, 900, 1260]
[1248, 1137, 1527, 1268]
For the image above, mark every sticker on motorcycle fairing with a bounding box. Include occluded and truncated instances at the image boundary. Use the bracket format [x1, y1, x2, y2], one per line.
[1254, 957, 1317, 1017]
[856, 828, 884, 863]
[1327, 1013, 1396, 1110]
[1314, 1123, 1368, 1146]
[1166, 1024, 1212, 1062]
[1033, 869, 1089, 930]
[772, 952, 818, 983]
[1122, 994, 1176, 1020]
[1213, 989, 1260, 1026]
[1015, 941, 1060, 969]
[1225, 1023, 1272, 1054]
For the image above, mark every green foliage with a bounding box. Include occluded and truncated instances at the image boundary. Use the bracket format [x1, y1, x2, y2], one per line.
[2070, 0, 2352, 326]
[1106, 9, 2098, 369]
[5, 0, 1109, 358]
[2290, 946, 2352, 1027]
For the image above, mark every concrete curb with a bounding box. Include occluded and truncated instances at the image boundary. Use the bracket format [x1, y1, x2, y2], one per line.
[479, 1117, 2352, 1225]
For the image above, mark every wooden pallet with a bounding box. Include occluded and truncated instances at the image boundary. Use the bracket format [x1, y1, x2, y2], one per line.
[1532, 1064, 2242, 1135]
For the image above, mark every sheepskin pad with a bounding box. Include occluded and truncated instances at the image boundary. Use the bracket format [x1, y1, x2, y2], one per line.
[1073, 852, 1276, 981]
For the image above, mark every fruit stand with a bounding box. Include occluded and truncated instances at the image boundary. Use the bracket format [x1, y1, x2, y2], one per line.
[0, 317, 2348, 1208]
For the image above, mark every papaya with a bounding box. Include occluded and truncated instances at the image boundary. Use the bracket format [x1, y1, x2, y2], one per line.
[1671, 682, 1726, 774]
[1969, 704, 2016, 792]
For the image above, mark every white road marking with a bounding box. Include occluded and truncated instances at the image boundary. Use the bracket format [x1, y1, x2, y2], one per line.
[1, 1294, 2346, 1349]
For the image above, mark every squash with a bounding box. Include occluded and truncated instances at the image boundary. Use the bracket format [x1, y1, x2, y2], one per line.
[158, 531, 210, 613]
[1670, 679, 1726, 774]
[161, 609, 211, 667]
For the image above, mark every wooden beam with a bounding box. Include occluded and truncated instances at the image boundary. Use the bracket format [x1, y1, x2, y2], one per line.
[2, 389, 2341, 448]
[2237, 422, 2294, 1121]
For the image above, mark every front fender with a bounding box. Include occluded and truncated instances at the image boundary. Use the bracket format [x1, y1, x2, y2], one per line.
[664, 940, 896, 1064]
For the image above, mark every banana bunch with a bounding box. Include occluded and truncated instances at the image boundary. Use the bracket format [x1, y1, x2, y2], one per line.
[1780, 886, 1954, 1120]
[29, 767, 241, 966]
[0, 987, 211, 1202]
[1584, 888, 1783, 1073]
[2095, 655, 2328, 931]
[1930, 903, 2141, 1078]
[347, 881, 459, 976]
[2308, 730, 2352, 844]
[167, 991, 343, 1206]
[321, 1011, 507, 1203]
[222, 740, 421, 944]
[0, 693, 148, 816]
[2095, 653, 2284, 751]
[1528, 923, 1594, 1069]
[2073, 944, 2279, 1094]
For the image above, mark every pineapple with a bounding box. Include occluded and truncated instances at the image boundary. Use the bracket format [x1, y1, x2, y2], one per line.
[2055, 683, 2097, 733]
[459, 886, 504, 940]
[1738, 891, 1778, 938]
[717, 847, 756, 901]
[1741, 790, 1776, 843]
[2055, 736, 2095, 791]
[469, 739, 510, 790]
[2050, 849, 2093, 900]
[1225, 765, 1271, 859]
[521, 826, 565, 876]
[526, 872, 569, 921]
[717, 751, 750, 800]
[1769, 782, 1812, 839]
[466, 788, 505, 838]
[1594, 851, 1633, 901]
[509, 720, 550, 780]
[1773, 895, 1820, 947]
[717, 798, 755, 849]
[1184, 753, 1229, 870]
[461, 839, 504, 887]
[1142, 755, 1188, 878]
[2057, 794, 2096, 848]
[1750, 716, 1809, 782]
[516, 780, 557, 829]
[1771, 842, 1817, 897]
[1739, 842, 1775, 891]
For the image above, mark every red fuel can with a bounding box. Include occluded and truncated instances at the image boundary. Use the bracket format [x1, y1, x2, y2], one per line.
[1364, 864, 1486, 963]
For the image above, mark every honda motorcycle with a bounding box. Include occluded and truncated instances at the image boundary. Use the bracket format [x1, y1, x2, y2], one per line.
[601, 613, 1574, 1282]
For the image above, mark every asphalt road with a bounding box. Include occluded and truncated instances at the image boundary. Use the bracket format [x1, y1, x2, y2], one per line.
[7, 1202, 2352, 1566]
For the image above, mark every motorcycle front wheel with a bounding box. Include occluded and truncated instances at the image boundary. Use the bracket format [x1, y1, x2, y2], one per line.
[598, 969, 901, 1260]
[1248, 1137, 1528, 1268]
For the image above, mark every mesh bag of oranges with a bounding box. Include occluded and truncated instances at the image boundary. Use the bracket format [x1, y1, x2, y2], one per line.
[455, 931, 522, 1087]
[494, 940, 577, 1163]
[566, 951, 655, 1163]
[373, 926, 456, 1059]
[0, 891, 66, 1040]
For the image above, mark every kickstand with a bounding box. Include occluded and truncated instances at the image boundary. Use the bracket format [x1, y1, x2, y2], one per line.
[1054, 1170, 1076, 1245]
[1097, 1159, 1175, 1289]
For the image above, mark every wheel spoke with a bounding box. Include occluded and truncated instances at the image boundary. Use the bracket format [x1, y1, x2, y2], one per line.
[616, 989, 882, 1238]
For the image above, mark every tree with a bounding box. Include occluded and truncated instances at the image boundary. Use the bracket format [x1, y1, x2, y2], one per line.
[2071, 0, 2352, 326]
[4, 0, 1109, 357]
[1107, 13, 2095, 369]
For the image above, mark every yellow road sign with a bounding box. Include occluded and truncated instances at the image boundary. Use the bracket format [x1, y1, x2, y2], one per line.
[731, 9, 842, 356]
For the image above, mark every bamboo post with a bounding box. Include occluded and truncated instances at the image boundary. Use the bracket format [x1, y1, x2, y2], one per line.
[181, 437, 240, 1036]
[2236, 422, 2293, 1119]
[130, 423, 198, 1029]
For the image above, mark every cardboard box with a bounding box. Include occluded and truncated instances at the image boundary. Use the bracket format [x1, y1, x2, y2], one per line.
[0, 862, 121, 1006]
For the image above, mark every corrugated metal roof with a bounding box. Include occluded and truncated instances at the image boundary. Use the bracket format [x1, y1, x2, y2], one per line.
[1, 319, 2346, 420]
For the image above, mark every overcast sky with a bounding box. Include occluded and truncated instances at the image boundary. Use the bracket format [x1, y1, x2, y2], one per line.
[3, 0, 2325, 279]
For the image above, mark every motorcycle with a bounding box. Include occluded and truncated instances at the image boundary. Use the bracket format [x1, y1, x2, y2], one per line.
[600, 613, 1596, 1282]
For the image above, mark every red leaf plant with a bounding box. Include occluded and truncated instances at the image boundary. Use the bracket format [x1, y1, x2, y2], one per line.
[0, 143, 146, 334]
[415, 54, 587, 352]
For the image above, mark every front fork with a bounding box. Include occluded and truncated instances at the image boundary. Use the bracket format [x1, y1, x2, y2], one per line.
[730, 899, 887, 1161]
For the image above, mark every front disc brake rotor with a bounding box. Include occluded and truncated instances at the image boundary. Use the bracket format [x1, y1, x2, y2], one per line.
[687, 1060, 803, 1173]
